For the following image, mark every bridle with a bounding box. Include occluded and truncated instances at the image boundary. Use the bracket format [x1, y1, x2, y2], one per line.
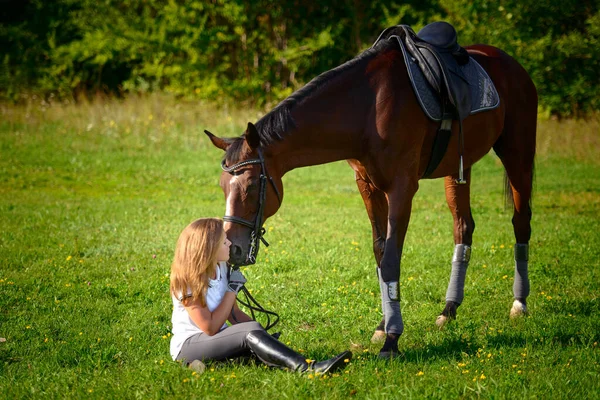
[221, 147, 282, 330]
[221, 147, 282, 265]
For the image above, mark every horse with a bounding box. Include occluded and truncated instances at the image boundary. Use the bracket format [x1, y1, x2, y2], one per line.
[204, 23, 537, 358]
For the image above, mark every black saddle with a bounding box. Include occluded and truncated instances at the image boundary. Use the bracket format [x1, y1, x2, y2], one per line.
[372, 22, 499, 181]
[373, 21, 472, 121]
[416, 21, 469, 61]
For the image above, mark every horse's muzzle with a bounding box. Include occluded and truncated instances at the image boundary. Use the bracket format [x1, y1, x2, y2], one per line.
[229, 244, 247, 265]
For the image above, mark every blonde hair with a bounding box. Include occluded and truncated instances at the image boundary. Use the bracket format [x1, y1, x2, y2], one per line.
[170, 218, 225, 307]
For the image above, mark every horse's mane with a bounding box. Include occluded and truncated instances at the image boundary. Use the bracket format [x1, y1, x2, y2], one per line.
[255, 43, 384, 144]
[225, 40, 390, 163]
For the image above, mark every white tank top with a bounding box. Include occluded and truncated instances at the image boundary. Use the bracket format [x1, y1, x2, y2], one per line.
[170, 262, 229, 360]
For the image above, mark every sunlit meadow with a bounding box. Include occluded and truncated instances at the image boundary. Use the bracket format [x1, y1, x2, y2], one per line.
[1, 95, 599, 398]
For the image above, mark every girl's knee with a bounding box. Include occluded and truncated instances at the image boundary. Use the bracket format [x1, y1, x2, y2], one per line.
[242, 321, 264, 332]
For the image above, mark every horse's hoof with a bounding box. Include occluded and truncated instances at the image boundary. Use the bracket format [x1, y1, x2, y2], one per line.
[435, 315, 449, 329]
[370, 330, 386, 343]
[378, 350, 401, 359]
[510, 299, 528, 318]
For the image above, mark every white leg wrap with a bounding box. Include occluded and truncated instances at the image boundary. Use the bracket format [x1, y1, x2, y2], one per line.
[378, 269, 404, 335]
[445, 244, 471, 305]
[513, 244, 530, 300]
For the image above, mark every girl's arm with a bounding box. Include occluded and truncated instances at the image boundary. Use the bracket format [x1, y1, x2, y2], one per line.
[184, 292, 238, 336]
[228, 301, 253, 325]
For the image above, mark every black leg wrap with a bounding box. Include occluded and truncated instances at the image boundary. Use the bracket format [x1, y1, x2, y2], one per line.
[380, 258, 400, 282]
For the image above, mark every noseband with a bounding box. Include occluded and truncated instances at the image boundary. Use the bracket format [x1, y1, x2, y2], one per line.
[221, 148, 282, 265]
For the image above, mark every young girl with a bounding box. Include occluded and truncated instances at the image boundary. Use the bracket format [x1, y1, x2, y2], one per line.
[169, 217, 352, 373]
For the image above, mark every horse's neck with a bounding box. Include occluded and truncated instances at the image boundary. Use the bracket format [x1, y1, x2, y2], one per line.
[271, 69, 374, 174]
[274, 139, 359, 173]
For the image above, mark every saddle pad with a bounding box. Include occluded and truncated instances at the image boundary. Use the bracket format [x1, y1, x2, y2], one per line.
[394, 37, 500, 121]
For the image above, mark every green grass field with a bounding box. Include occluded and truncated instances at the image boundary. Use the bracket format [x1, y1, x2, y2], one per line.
[1, 96, 599, 399]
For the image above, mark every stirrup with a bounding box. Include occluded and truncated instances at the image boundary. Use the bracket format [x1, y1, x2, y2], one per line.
[455, 155, 467, 184]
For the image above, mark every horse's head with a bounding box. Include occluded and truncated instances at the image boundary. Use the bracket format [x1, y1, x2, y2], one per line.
[205, 122, 284, 266]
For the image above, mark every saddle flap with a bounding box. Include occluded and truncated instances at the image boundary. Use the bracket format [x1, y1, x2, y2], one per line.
[403, 28, 472, 121]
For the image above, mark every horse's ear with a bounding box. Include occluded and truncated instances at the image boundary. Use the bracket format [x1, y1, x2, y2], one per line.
[245, 122, 260, 149]
[204, 130, 229, 151]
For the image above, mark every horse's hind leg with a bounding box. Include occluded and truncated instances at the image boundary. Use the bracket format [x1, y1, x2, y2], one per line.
[494, 135, 535, 318]
[436, 169, 475, 328]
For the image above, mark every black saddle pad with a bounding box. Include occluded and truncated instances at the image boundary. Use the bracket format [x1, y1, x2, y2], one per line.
[395, 38, 500, 121]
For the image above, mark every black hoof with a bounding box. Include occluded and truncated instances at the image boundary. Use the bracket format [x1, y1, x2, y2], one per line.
[441, 301, 459, 320]
[379, 333, 400, 357]
[378, 350, 401, 359]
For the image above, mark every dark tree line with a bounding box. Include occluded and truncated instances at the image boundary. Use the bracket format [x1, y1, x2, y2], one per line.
[1, 0, 599, 116]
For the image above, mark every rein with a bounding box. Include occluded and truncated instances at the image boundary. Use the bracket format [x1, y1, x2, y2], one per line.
[222, 148, 282, 330]
[231, 277, 280, 331]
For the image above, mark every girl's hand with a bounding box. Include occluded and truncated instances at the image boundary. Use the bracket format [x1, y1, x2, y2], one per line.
[227, 269, 247, 294]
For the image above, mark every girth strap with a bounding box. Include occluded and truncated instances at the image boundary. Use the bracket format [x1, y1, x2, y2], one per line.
[423, 114, 453, 178]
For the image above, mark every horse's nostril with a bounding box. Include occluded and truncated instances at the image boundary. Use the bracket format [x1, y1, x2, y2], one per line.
[231, 245, 243, 257]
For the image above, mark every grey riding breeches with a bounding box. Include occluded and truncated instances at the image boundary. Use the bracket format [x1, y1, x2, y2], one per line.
[176, 321, 263, 363]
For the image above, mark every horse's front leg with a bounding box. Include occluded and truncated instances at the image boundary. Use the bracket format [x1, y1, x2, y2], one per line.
[378, 177, 418, 358]
[351, 168, 388, 343]
[436, 170, 475, 328]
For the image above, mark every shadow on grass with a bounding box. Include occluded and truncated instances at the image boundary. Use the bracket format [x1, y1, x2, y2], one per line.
[358, 334, 531, 364]
[541, 298, 599, 317]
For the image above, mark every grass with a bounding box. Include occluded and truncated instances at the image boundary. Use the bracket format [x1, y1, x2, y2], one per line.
[1, 95, 599, 399]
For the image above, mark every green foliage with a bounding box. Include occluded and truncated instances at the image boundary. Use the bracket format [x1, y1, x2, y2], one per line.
[1, 0, 599, 115]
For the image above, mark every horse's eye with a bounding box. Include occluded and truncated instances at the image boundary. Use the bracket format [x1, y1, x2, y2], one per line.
[245, 181, 258, 194]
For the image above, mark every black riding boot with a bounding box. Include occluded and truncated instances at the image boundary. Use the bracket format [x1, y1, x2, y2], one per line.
[246, 329, 352, 373]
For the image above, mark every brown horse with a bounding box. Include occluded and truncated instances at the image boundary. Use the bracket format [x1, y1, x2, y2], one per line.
[205, 25, 537, 357]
